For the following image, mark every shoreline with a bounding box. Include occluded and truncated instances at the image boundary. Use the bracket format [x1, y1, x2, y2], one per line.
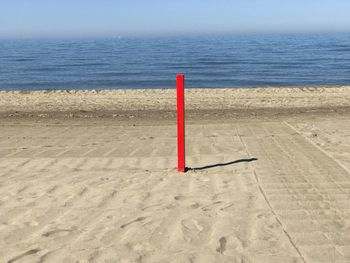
[1, 84, 349, 91]
[0, 86, 349, 115]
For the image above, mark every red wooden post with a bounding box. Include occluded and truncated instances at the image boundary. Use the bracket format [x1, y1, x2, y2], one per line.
[176, 74, 186, 172]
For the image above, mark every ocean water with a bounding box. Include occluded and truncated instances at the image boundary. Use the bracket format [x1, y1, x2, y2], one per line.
[1, 33, 350, 90]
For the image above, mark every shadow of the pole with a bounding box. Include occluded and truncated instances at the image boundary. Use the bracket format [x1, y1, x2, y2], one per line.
[187, 158, 258, 171]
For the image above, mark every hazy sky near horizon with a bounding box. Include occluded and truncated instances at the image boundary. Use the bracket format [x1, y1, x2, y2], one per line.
[1, 0, 350, 38]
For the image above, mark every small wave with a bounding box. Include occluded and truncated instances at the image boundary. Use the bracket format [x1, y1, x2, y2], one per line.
[56, 62, 109, 67]
[0, 81, 66, 86]
[13, 58, 36, 62]
[98, 72, 139, 77]
[329, 48, 350, 52]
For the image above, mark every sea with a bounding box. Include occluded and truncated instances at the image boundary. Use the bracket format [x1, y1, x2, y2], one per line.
[1, 32, 350, 90]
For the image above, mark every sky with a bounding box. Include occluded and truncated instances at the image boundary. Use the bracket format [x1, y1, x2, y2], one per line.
[1, 0, 350, 38]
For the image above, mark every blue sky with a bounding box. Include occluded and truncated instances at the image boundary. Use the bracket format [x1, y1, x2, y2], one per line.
[1, 0, 350, 38]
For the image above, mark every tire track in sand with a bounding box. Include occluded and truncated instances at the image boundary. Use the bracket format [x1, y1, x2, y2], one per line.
[241, 122, 350, 263]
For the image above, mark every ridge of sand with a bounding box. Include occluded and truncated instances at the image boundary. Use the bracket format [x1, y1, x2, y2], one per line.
[0, 86, 350, 113]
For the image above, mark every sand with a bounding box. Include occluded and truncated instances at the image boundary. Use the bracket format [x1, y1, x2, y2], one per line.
[0, 87, 350, 262]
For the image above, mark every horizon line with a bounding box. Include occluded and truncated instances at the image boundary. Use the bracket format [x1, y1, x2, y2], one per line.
[1, 29, 350, 40]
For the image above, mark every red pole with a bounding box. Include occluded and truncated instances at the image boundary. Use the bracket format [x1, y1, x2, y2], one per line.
[176, 74, 186, 172]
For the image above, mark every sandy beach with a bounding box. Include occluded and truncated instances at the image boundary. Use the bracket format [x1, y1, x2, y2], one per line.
[1, 87, 350, 262]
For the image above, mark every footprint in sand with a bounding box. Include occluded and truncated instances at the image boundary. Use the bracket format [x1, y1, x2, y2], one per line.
[120, 217, 147, 229]
[174, 195, 184, 201]
[201, 201, 223, 211]
[181, 219, 204, 242]
[42, 227, 77, 237]
[7, 248, 40, 263]
[216, 237, 227, 254]
[190, 202, 201, 209]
